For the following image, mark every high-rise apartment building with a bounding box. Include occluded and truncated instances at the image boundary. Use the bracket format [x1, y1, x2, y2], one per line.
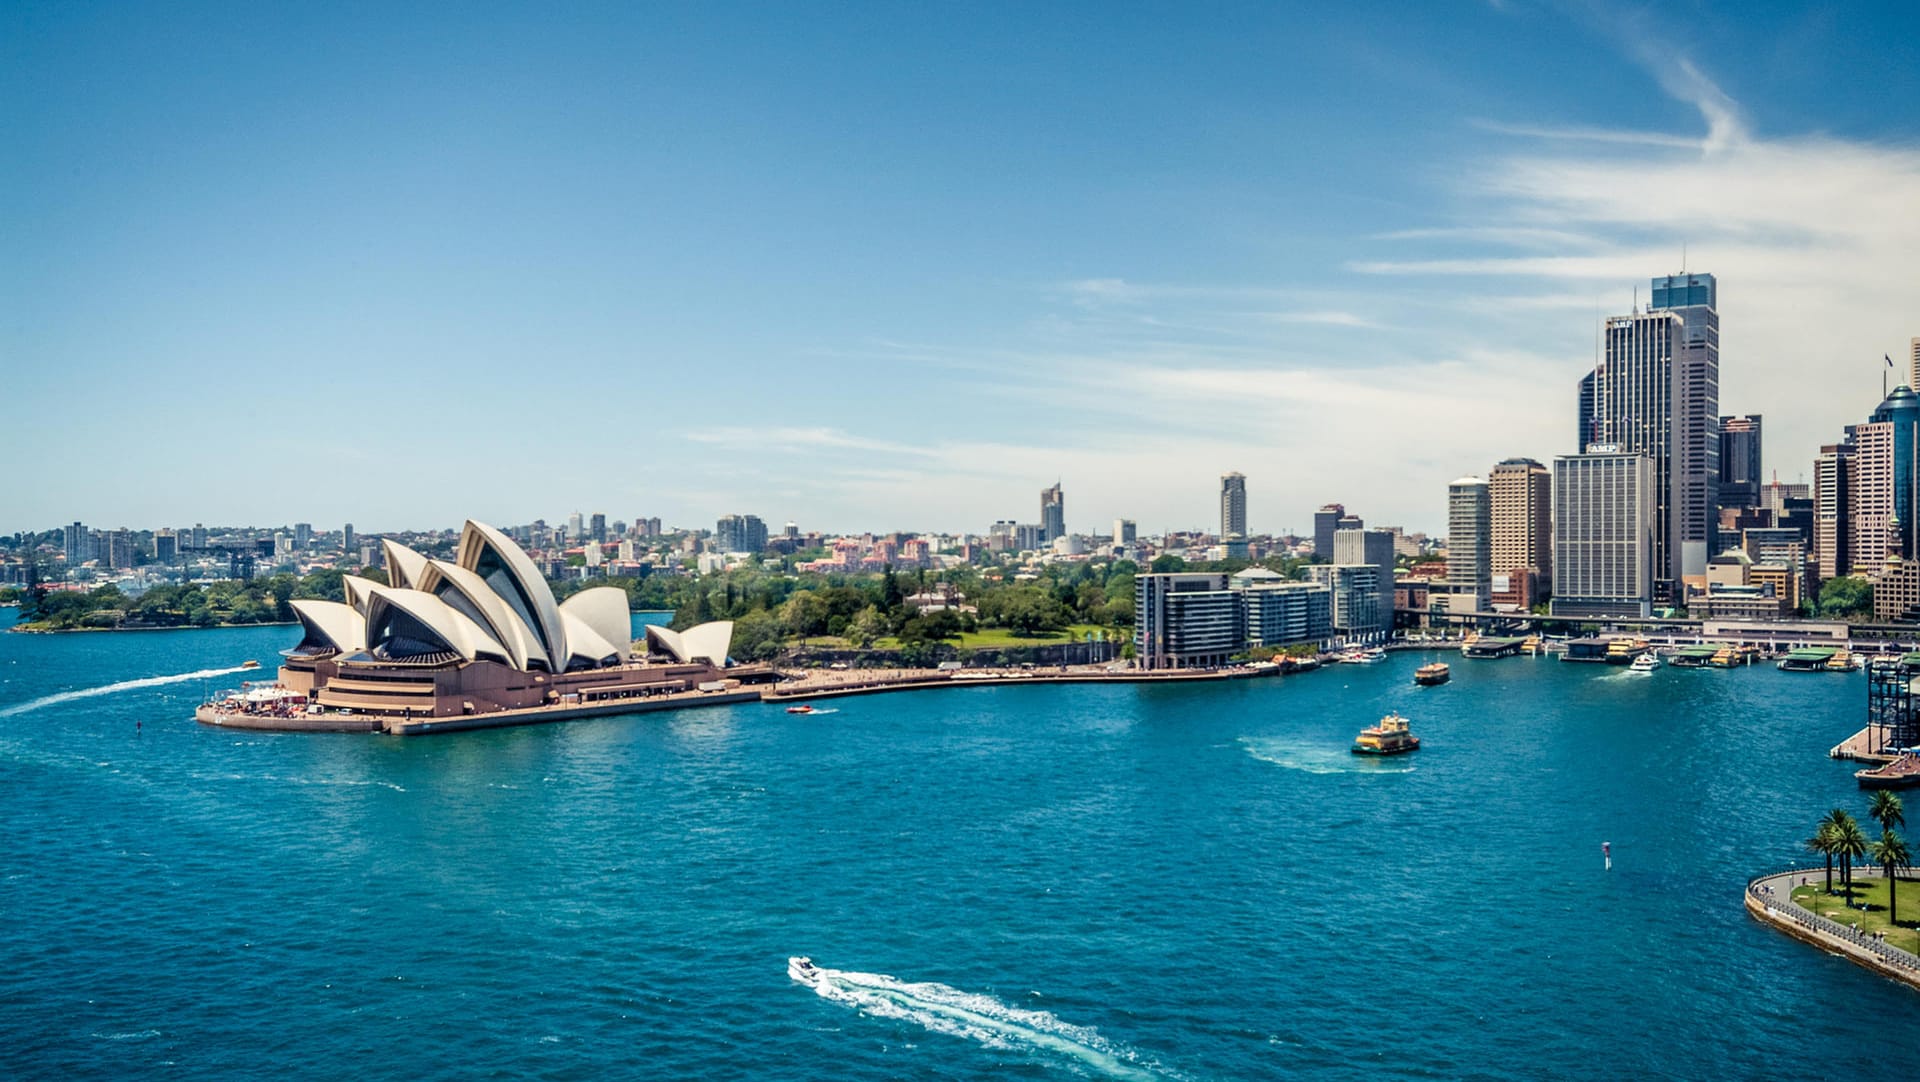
[1718, 415, 1763, 510]
[63, 521, 87, 566]
[567, 511, 584, 541]
[1219, 472, 1247, 540]
[1112, 518, 1136, 544]
[1908, 336, 1920, 393]
[1489, 457, 1552, 607]
[154, 529, 178, 564]
[715, 514, 768, 554]
[1583, 273, 1720, 600]
[1446, 477, 1491, 614]
[342, 523, 355, 555]
[1333, 527, 1396, 631]
[1040, 483, 1065, 543]
[1312, 504, 1344, 560]
[1552, 451, 1655, 618]
[1814, 442, 1854, 581]
[293, 522, 312, 551]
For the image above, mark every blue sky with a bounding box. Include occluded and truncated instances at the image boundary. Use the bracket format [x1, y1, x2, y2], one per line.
[6, 2, 1919, 536]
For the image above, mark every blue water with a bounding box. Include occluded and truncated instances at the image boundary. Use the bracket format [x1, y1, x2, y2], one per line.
[3, 614, 1915, 1080]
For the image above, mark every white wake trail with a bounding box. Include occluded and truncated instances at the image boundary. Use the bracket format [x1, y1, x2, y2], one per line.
[792, 960, 1179, 1080]
[0, 666, 251, 718]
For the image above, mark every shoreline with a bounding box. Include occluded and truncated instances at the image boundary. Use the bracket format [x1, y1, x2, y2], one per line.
[196, 662, 1303, 735]
[1746, 868, 1920, 992]
[9, 620, 300, 634]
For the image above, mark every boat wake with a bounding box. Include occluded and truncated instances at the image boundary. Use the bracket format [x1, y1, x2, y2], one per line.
[788, 958, 1178, 1080]
[0, 665, 251, 718]
[1238, 737, 1414, 775]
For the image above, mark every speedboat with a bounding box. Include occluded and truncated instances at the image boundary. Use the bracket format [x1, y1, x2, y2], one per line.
[788, 956, 823, 984]
[1629, 653, 1661, 673]
[239, 660, 261, 670]
[786, 704, 815, 715]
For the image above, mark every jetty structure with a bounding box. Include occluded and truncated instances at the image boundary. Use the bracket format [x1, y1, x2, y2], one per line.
[197, 520, 757, 734]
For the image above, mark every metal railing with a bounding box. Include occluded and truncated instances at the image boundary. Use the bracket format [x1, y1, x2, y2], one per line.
[1747, 868, 1920, 973]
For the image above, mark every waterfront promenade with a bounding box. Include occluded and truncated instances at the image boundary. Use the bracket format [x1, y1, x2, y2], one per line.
[1746, 869, 1920, 992]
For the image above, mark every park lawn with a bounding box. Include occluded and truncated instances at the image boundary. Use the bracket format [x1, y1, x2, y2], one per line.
[950, 623, 1111, 650]
[790, 625, 1116, 652]
[1792, 877, 1920, 955]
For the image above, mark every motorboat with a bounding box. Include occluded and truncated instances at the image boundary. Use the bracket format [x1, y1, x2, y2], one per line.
[786, 704, 815, 714]
[239, 660, 261, 670]
[788, 956, 824, 984]
[1629, 653, 1662, 673]
[1352, 713, 1420, 756]
[1340, 648, 1386, 664]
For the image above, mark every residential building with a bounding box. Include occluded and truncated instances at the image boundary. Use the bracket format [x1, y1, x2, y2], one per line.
[1489, 457, 1552, 609]
[590, 513, 607, 544]
[1112, 518, 1136, 544]
[154, 529, 177, 564]
[1040, 483, 1065, 543]
[1814, 442, 1853, 580]
[108, 528, 134, 570]
[1232, 569, 1332, 649]
[1446, 476, 1491, 614]
[293, 522, 312, 551]
[63, 521, 87, 566]
[1333, 527, 1396, 630]
[1910, 336, 1920, 394]
[1220, 472, 1247, 540]
[1719, 415, 1762, 510]
[1551, 450, 1656, 618]
[715, 514, 768, 555]
[343, 523, 355, 555]
[1135, 572, 1241, 670]
[567, 511, 584, 541]
[1313, 504, 1344, 560]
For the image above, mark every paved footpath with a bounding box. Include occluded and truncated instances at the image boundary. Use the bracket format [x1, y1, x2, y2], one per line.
[1746, 868, 1920, 990]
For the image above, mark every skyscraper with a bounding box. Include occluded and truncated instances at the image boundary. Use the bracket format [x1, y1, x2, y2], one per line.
[567, 511, 584, 541]
[1112, 518, 1136, 544]
[342, 523, 355, 555]
[1576, 370, 1596, 451]
[293, 522, 312, 551]
[1489, 457, 1552, 606]
[63, 521, 87, 566]
[1814, 441, 1853, 581]
[1312, 504, 1344, 560]
[1910, 337, 1920, 393]
[1219, 472, 1247, 539]
[1552, 451, 1656, 618]
[1446, 477, 1490, 614]
[1040, 483, 1065, 543]
[1718, 415, 1763, 510]
[1582, 272, 1720, 601]
[590, 513, 607, 544]
[154, 529, 178, 564]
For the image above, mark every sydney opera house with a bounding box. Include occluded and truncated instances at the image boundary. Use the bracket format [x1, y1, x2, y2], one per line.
[269, 520, 745, 724]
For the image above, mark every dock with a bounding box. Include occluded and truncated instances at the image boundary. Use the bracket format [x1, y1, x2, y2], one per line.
[1460, 636, 1526, 659]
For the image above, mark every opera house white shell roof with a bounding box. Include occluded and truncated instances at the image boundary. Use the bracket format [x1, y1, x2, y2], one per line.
[288, 520, 664, 673]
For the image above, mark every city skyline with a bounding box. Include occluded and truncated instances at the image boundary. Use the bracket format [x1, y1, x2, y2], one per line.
[6, 5, 1919, 535]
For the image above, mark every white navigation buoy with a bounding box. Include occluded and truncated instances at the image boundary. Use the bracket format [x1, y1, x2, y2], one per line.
[1603, 840, 1612, 871]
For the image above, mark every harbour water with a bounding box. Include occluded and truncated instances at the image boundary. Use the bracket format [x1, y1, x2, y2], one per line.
[4, 612, 1916, 1079]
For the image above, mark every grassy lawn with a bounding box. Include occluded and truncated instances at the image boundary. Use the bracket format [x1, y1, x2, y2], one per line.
[1791, 877, 1920, 955]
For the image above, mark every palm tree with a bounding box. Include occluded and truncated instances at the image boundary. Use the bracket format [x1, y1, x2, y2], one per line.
[1819, 808, 1855, 892]
[1870, 791, 1906, 834]
[1807, 822, 1839, 895]
[1834, 814, 1870, 901]
[1871, 829, 1912, 925]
